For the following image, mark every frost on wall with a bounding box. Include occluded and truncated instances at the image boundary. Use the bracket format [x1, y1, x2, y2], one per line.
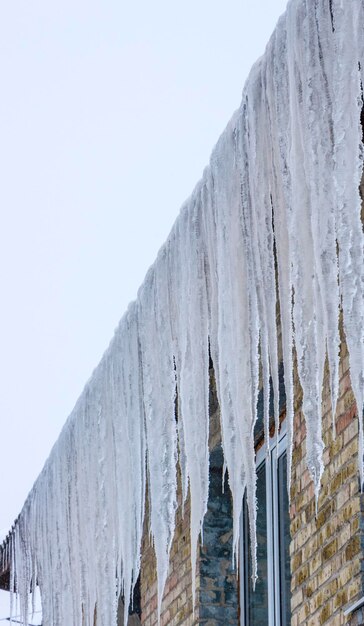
[4, 0, 364, 624]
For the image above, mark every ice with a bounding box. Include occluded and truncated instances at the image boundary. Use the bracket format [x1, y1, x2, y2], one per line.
[331, 0, 364, 486]
[9, 303, 147, 626]
[137, 258, 178, 621]
[167, 192, 210, 607]
[5, 1, 364, 624]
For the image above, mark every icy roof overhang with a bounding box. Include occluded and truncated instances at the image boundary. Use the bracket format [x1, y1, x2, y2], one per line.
[3, 1, 364, 625]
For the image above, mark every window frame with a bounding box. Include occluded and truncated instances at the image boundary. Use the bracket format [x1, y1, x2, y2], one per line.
[239, 420, 289, 626]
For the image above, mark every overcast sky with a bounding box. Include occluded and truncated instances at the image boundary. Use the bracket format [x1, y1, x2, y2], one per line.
[0, 1, 287, 613]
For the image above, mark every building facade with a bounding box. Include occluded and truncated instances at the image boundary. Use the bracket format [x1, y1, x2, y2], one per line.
[136, 332, 364, 626]
[1, 2, 364, 625]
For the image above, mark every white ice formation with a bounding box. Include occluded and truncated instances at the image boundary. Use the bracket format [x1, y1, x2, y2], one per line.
[3, 0, 364, 624]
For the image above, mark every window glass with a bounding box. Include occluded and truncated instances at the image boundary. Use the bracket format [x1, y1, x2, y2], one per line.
[278, 451, 291, 626]
[244, 463, 268, 624]
[242, 438, 291, 626]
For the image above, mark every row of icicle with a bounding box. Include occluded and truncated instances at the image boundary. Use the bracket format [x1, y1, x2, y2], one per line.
[4, 0, 364, 624]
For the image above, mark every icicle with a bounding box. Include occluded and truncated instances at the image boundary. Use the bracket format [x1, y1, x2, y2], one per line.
[310, 0, 341, 430]
[262, 13, 296, 498]
[167, 187, 210, 608]
[293, 0, 340, 437]
[208, 106, 260, 575]
[331, 0, 364, 486]
[244, 64, 280, 453]
[138, 258, 178, 621]
[281, 0, 327, 501]
[6, 300, 148, 626]
[105, 304, 146, 626]
[10, 531, 16, 623]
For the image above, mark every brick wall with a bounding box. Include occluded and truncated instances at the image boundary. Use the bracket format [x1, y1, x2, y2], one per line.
[290, 336, 364, 626]
[140, 338, 364, 626]
[140, 480, 195, 626]
[139, 376, 238, 626]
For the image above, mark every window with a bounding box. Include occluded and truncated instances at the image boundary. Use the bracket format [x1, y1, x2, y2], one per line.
[240, 426, 291, 626]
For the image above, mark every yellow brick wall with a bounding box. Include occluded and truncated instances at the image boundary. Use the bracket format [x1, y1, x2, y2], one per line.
[140, 340, 364, 626]
[140, 482, 195, 626]
[139, 378, 226, 626]
[290, 337, 364, 626]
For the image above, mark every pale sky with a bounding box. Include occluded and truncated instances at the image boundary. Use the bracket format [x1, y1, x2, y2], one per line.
[0, 0, 287, 616]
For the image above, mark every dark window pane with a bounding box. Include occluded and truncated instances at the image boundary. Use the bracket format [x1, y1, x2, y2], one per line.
[244, 463, 268, 625]
[278, 452, 291, 626]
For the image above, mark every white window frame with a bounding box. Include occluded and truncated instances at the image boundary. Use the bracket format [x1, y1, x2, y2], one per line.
[240, 420, 289, 626]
